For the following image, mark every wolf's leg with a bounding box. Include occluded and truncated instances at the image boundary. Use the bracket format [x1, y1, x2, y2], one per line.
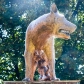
[43, 36, 59, 80]
[24, 51, 38, 81]
[23, 31, 35, 81]
[24, 51, 33, 81]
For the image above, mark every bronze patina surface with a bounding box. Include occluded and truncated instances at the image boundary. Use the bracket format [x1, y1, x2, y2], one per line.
[23, 3, 77, 81]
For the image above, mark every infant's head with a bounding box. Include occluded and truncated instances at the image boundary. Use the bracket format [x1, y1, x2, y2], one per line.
[38, 66, 46, 75]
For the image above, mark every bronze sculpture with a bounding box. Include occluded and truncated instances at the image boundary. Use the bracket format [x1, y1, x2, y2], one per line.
[23, 3, 76, 81]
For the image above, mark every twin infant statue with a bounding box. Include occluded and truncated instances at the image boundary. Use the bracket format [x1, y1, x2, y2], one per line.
[34, 50, 59, 81]
[34, 50, 51, 81]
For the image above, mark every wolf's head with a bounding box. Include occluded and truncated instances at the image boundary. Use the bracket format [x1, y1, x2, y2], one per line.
[50, 3, 77, 39]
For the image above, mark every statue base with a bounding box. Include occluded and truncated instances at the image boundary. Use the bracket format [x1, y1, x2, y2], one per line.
[4, 80, 80, 84]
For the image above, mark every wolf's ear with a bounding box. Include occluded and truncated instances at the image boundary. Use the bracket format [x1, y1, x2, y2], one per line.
[50, 3, 58, 13]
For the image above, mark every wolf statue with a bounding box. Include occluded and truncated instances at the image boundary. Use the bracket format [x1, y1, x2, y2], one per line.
[23, 3, 76, 81]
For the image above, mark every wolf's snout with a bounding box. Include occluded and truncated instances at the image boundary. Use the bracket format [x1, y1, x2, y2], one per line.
[71, 24, 77, 33]
[66, 21, 77, 33]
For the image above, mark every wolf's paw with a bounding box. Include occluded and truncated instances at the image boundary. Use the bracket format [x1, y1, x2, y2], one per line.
[22, 78, 31, 81]
[55, 78, 60, 81]
[51, 77, 60, 81]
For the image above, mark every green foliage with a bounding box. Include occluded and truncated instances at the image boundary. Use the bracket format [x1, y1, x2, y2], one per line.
[0, 79, 3, 84]
[0, 0, 84, 83]
[55, 39, 64, 58]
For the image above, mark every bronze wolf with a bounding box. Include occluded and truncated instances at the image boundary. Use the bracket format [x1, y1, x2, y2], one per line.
[23, 3, 76, 81]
